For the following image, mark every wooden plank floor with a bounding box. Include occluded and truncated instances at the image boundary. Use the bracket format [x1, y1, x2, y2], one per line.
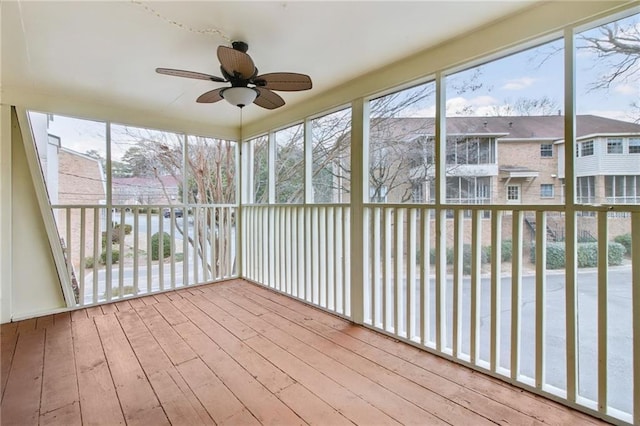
[1, 279, 607, 426]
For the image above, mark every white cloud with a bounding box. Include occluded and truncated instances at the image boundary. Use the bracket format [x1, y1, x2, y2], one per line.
[501, 77, 537, 91]
[614, 83, 640, 96]
[446, 95, 501, 116]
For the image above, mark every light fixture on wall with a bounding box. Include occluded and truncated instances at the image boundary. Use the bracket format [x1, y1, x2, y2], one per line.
[220, 87, 258, 108]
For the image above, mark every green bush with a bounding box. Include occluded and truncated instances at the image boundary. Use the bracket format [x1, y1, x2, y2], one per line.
[531, 241, 626, 269]
[151, 232, 172, 260]
[99, 249, 119, 265]
[577, 243, 598, 268]
[501, 240, 513, 262]
[607, 242, 626, 266]
[114, 223, 132, 235]
[101, 231, 120, 248]
[529, 242, 566, 269]
[84, 256, 95, 269]
[614, 233, 632, 257]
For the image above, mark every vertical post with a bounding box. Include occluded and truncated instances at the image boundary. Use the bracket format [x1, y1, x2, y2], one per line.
[632, 211, 640, 424]
[350, 98, 367, 324]
[535, 210, 547, 388]
[105, 123, 113, 301]
[435, 71, 447, 352]
[268, 131, 276, 204]
[304, 119, 313, 204]
[564, 27, 578, 403]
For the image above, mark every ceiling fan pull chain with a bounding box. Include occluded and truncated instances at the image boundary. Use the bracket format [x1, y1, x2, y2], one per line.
[130, 0, 231, 42]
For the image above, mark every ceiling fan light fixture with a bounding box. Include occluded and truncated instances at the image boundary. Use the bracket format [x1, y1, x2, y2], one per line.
[222, 87, 258, 108]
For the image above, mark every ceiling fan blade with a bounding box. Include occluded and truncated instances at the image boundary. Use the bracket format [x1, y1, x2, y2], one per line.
[253, 73, 312, 91]
[254, 87, 285, 110]
[217, 46, 256, 80]
[156, 68, 225, 82]
[196, 88, 224, 103]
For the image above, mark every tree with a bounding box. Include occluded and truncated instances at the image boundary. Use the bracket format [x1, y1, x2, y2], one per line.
[114, 126, 237, 277]
[578, 20, 640, 91]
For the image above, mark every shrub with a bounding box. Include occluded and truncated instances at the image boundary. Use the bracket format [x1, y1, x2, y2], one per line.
[531, 241, 626, 269]
[84, 256, 95, 268]
[614, 233, 632, 257]
[101, 231, 121, 248]
[114, 223, 132, 235]
[607, 242, 626, 266]
[151, 232, 172, 260]
[577, 243, 598, 268]
[501, 240, 513, 262]
[99, 249, 119, 265]
[530, 242, 566, 269]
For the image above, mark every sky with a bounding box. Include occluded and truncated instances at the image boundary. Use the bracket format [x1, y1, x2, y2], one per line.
[44, 13, 639, 159]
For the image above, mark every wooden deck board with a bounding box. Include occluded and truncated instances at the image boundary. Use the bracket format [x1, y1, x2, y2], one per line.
[0, 279, 609, 426]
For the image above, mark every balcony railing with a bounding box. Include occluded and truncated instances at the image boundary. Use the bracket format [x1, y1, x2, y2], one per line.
[241, 202, 639, 425]
[51, 204, 238, 306]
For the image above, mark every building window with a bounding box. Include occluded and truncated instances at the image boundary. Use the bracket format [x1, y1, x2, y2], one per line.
[629, 138, 640, 154]
[507, 185, 520, 203]
[576, 176, 595, 204]
[605, 175, 640, 203]
[540, 184, 554, 198]
[445, 177, 491, 204]
[540, 144, 553, 157]
[607, 138, 623, 154]
[580, 140, 594, 156]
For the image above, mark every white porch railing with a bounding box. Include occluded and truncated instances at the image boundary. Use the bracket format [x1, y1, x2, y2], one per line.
[243, 205, 351, 316]
[242, 202, 639, 424]
[52, 204, 238, 306]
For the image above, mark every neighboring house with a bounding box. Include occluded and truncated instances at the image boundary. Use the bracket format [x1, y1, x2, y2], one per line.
[112, 175, 180, 205]
[372, 115, 640, 206]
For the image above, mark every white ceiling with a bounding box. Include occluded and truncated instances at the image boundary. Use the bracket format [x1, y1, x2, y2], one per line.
[1, 1, 536, 132]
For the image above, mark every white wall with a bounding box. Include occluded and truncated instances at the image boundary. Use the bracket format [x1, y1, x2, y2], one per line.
[3, 107, 66, 322]
[0, 106, 12, 322]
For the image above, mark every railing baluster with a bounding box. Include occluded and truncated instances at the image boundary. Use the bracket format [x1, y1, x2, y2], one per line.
[490, 210, 502, 372]
[159, 207, 165, 290]
[305, 206, 312, 301]
[117, 209, 124, 298]
[511, 210, 523, 381]
[210, 207, 216, 282]
[193, 207, 199, 285]
[182, 206, 188, 288]
[453, 209, 463, 358]
[394, 208, 403, 336]
[65, 207, 72, 298]
[286, 207, 293, 294]
[597, 210, 608, 413]
[470, 210, 481, 363]
[144, 210, 150, 293]
[383, 208, 392, 331]
[78, 208, 86, 307]
[327, 207, 335, 310]
[344, 207, 350, 317]
[420, 208, 430, 346]
[336, 207, 342, 310]
[407, 208, 417, 341]
[535, 210, 547, 389]
[372, 207, 381, 327]
[133, 208, 139, 295]
[93, 207, 99, 304]
[312, 207, 319, 303]
[171, 208, 176, 289]
[319, 207, 327, 307]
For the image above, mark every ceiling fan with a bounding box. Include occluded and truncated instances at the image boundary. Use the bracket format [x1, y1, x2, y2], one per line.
[156, 41, 312, 109]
